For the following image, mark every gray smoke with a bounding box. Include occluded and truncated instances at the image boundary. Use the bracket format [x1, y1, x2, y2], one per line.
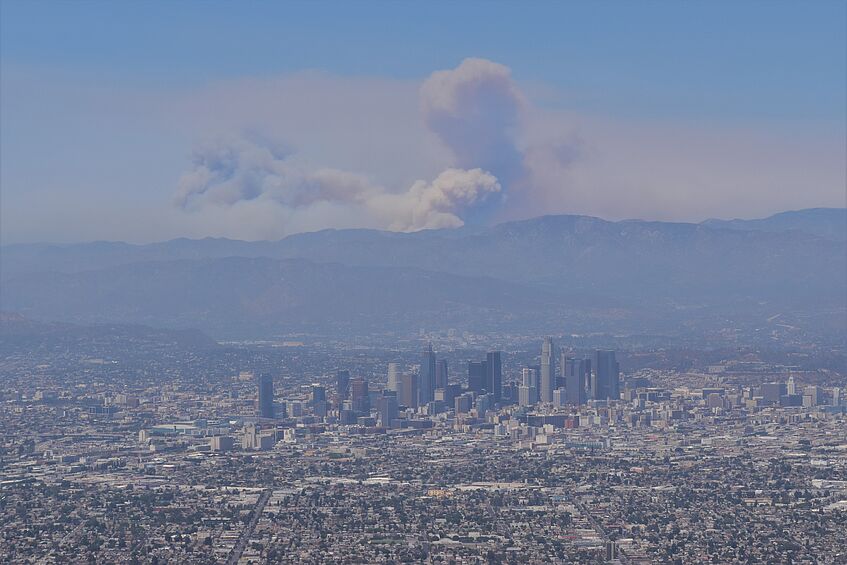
[175, 135, 500, 233]
[420, 58, 527, 189]
[173, 58, 546, 234]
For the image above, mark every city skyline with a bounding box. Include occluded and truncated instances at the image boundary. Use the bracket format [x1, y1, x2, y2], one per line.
[0, 3, 844, 563]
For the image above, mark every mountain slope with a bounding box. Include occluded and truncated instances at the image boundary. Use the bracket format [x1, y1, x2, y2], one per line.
[1, 210, 844, 338]
[702, 208, 847, 241]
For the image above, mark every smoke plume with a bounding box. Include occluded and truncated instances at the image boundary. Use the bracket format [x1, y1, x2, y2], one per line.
[175, 135, 500, 234]
[173, 58, 553, 235]
[420, 58, 526, 187]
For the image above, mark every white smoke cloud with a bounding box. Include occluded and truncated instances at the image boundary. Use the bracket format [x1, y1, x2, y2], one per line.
[419, 57, 582, 221]
[175, 135, 500, 235]
[171, 58, 578, 234]
[420, 58, 526, 186]
[374, 168, 502, 231]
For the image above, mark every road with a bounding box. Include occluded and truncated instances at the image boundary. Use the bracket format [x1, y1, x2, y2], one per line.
[224, 489, 272, 565]
[573, 496, 629, 564]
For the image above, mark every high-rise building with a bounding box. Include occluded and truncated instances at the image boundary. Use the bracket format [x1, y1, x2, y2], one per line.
[311, 384, 326, 404]
[387, 363, 401, 392]
[242, 423, 258, 450]
[420, 343, 436, 405]
[565, 358, 587, 405]
[540, 338, 556, 403]
[518, 385, 537, 407]
[553, 388, 567, 407]
[336, 370, 351, 402]
[435, 359, 449, 390]
[787, 375, 797, 396]
[455, 392, 474, 414]
[592, 350, 620, 401]
[761, 382, 787, 404]
[476, 393, 492, 418]
[376, 392, 398, 427]
[522, 367, 538, 388]
[520, 368, 539, 406]
[486, 351, 502, 402]
[803, 385, 824, 407]
[257, 373, 274, 418]
[310, 384, 327, 417]
[439, 383, 462, 407]
[468, 361, 487, 395]
[400, 373, 419, 408]
[350, 377, 370, 413]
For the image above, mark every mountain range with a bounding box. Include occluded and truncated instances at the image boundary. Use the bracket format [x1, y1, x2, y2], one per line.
[1, 208, 844, 339]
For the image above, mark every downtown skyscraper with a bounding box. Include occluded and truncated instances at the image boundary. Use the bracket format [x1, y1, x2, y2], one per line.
[486, 351, 502, 402]
[435, 359, 449, 390]
[420, 342, 436, 405]
[257, 373, 274, 418]
[540, 337, 556, 403]
[468, 361, 487, 395]
[564, 357, 588, 405]
[591, 350, 620, 401]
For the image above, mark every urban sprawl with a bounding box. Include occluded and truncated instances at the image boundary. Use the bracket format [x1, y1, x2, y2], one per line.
[1, 334, 845, 564]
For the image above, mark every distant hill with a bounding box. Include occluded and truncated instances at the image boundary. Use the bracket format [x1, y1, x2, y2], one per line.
[1, 258, 561, 337]
[703, 208, 846, 241]
[1, 209, 844, 338]
[0, 312, 219, 354]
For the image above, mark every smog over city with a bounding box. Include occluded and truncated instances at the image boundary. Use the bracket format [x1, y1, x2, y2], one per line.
[1, 2, 845, 564]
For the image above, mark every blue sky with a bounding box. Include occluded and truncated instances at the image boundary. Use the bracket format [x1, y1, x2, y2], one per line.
[2, 1, 845, 243]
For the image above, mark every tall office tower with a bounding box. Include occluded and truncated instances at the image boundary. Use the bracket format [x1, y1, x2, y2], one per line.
[455, 392, 474, 414]
[559, 350, 570, 379]
[336, 370, 351, 401]
[832, 387, 842, 406]
[436, 359, 449, 389]
[565, 358, 587, 405]
[468, 361, 488, 395]
[420, 343, 436, 405]
[376, 392, 398, 427]
[350, 377, 370, 413]
[476, 393, 492, 418]
[592, 350, 620, 401]
[486, 351, 502, 402]
[522, 367, 538, 388]
[803, 385, 824, 407]
[400, 373, 419, 408]
[311, 384, 326, 404]
[257, 373, 274, 418]
[387, 363, 401, 392]
[553, 388, 567, 407]
[582, 358, 592, 391]
[518, 385, 538, 407]
[443, 383, 463, 406]
[540, 337, 556, 403]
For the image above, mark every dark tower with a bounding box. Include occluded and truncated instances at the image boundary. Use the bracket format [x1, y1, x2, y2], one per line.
[468, 361, 487, 395]
[257, 373, 274, 418]
[592, 350, 620, 401]
[486, 351, 502, 402]
[435, 359, 449, 389]
[420, 343, 436, 405]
